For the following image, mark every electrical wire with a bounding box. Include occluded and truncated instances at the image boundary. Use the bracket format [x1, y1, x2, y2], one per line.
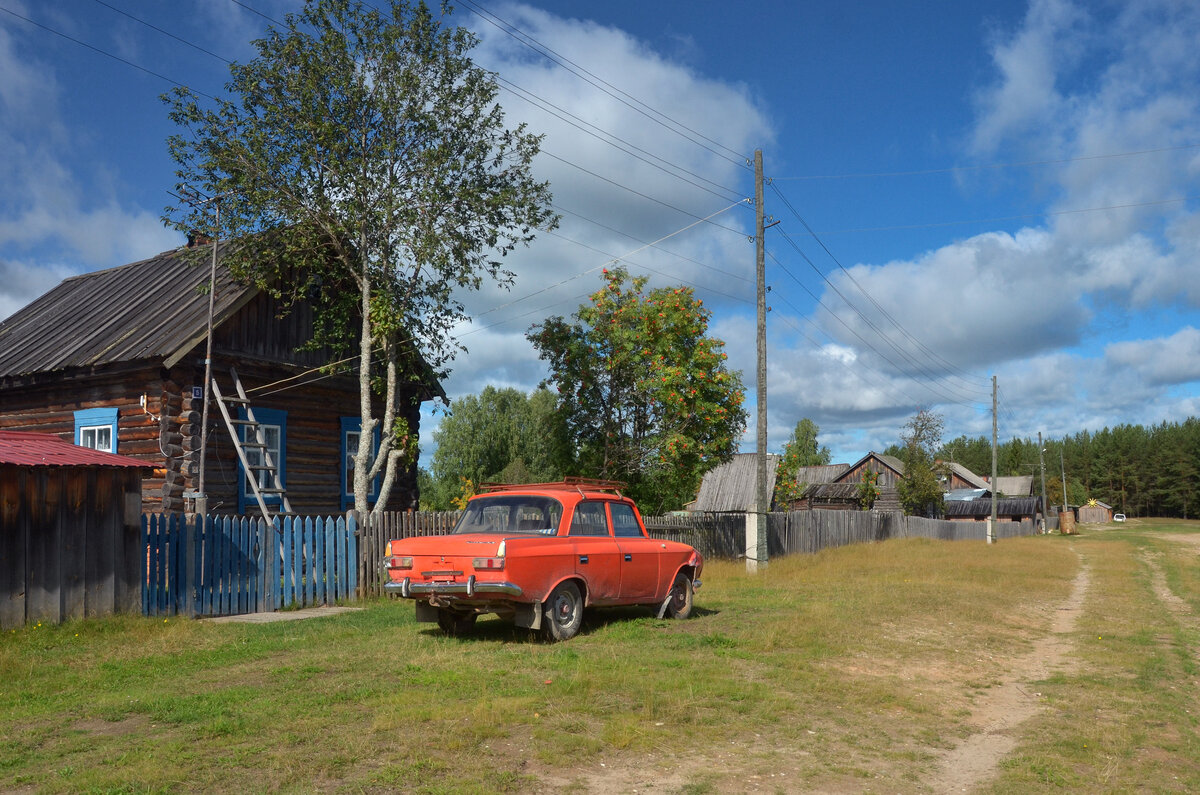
[0, 3, 218, 100]
[454, 0, 751, 168]
[770, 182, 991, 396]
[771, 142, 1200, 180]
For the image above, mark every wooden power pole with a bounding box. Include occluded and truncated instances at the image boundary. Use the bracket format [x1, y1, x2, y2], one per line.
[989, 375, 997, 544]
[749, 149, 769, 572]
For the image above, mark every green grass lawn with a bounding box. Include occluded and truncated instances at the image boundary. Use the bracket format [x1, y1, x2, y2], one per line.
[3, 521, 1199, 793]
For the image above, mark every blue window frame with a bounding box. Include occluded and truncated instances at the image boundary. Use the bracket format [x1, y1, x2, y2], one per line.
[74, 407, 118, 453]
[340, 417, 381, 510]
[238, 407, 286, 515]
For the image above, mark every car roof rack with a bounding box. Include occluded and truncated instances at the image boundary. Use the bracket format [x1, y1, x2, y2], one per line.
[479, 477, 628, 496]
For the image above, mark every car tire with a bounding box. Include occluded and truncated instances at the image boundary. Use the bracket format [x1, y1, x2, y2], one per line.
[542, 581, 583, 642]
[663, 572, 694, 620]
[436, 609, 477, 636]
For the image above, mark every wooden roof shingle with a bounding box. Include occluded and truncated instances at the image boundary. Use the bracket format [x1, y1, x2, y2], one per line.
[0, 242, 253, 379]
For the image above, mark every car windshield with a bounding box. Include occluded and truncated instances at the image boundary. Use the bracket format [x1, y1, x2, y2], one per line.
[452, 495, 564, 535]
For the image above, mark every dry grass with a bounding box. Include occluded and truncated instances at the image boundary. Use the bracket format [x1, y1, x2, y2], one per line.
[3, 526, 1196, 793]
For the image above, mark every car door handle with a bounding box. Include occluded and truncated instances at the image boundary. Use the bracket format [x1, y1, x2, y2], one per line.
[579, 555, 588, 564]
[624, 553, 632, 562]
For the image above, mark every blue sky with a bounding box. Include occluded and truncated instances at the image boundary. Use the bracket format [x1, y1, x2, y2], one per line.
[2, 0, 1199, 470]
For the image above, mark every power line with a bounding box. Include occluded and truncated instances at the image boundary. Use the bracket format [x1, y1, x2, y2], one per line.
[90, 0, 234, 63]
[541, 151, 751, 237]
[496, 75, 745, 203]
[819, 194, 1200, 235]
[772, 143, 1200, 181]
[0, 3, 218, 100]
[770, 182, 991, 397]
[455, 0, 751, 168]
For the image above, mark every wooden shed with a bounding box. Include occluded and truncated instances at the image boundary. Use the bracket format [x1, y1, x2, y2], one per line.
[1078, 500, 1114, 523]
[943, 496, 1041, 524]
[0, 240, 440, 516]
[0, 430, 149, 629]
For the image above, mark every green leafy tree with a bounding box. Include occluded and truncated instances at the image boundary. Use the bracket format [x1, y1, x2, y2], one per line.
[857, 469, 880, 510]
[528, 267, 747, 513]
[163, 0, 555, 518]
[774, 418, 831, 506]
[896, 407, 945, 517]
[427, 386, 561, 508]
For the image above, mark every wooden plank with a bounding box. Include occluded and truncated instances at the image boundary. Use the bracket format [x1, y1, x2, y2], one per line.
[344, 514, 356, 599]
[281, 516, 293, 608]
[27, 469, 62, 625]
[1, 467, 28, 630]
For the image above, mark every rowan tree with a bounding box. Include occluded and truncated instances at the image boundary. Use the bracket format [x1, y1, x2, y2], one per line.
[163, 0, 556, 517]
[528, 267, 747, 513]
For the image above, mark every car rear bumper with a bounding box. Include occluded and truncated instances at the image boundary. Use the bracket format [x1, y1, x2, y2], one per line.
[384, 576, 524, 599]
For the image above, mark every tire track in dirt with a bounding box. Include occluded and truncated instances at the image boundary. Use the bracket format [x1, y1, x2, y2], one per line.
[927, 548, 1090, 793]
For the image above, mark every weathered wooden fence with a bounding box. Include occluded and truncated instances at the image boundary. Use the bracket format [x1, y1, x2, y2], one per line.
[351, 509, 1037, 578]
[642, 511, 1038, 559]
[142, 514, 356, 618]
[355, 510, 460, 598]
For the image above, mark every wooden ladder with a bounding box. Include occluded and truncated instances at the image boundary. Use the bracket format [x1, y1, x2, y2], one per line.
[211, 366, 293, 526]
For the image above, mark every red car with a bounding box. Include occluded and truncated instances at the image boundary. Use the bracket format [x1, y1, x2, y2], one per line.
[382, 479, 703, 641]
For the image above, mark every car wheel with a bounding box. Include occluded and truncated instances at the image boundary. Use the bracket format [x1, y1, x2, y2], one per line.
[436, 608, 477, 636]
[663, 572, 694, 619]
[542, 581, 583, 642]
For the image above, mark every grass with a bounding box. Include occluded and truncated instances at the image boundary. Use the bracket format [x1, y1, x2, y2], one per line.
[2, 522, 1198, 792]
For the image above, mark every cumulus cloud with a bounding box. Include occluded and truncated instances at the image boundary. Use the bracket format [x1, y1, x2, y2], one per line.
[775, 0, 1200, 458]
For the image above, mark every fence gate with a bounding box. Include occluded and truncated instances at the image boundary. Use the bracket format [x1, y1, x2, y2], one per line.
[142, 514, 357, 618]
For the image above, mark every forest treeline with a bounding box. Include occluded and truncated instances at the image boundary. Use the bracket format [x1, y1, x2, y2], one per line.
[921, 418, 1200, 518]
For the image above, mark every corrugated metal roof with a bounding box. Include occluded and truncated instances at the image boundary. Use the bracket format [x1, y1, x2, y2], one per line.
[0, 242, 252, 378]
[689, 452, 780, 512]
[0, 430, 151, 468]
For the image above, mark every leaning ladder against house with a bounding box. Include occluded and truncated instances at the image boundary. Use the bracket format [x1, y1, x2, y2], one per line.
[210, 366, 293, 525]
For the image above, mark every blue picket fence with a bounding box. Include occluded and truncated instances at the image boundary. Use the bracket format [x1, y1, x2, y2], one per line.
[142, 514, 358, 618]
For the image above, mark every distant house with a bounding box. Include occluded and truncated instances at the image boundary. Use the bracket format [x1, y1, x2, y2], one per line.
[794, 452, 905, 512]
[940, 461, 989, 492]
[0, 240, 440, 516]
[687, 452, 780, 512]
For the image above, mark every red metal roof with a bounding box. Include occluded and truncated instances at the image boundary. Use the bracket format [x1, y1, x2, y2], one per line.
[0, 430, 151, 468]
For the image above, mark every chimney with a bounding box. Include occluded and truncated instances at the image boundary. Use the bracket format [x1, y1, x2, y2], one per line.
[187, 230, 212, 248]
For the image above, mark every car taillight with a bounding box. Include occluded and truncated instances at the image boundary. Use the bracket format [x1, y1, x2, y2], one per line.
[386, 555, 413, 570]
[472, 557, 504, 570]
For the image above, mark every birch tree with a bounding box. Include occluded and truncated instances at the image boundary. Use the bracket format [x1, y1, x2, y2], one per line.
[163, 0, 555, 516]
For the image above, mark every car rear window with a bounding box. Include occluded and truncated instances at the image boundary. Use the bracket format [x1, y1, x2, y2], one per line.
[452, 495, 563, 535]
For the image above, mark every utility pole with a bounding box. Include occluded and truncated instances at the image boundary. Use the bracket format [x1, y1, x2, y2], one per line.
[1038, 432, 1048, 533]
[1060, 447, 1068, 516]
[749, 149, 769, 573]
[988, 375, 997, 544]
[195, 196, 219, 517]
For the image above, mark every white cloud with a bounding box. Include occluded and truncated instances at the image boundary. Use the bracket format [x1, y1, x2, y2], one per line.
[1105, 327, 1200, 387]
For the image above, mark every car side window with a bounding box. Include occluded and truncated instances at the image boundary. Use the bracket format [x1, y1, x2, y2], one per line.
[610, 502, 643, 538]
[569, 501, 610, 536]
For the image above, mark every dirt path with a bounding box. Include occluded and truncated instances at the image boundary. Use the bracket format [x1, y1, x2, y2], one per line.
[927, 548, 1091, 793]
